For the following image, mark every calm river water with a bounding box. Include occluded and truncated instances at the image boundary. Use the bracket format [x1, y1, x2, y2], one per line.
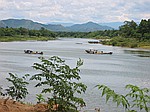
[0, 38, 150, 112]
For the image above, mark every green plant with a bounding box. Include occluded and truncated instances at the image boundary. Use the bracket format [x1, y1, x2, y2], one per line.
[30, 56, 87, 112]
[36, 94, 45, 103]
[0, 86, 3, 96]
[5, 73, 29, 102]
[96, 84, 150, 112]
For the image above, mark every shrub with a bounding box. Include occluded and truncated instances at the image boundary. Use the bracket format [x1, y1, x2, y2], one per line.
[30, 56, 87, 112]
[5, 73, 29, 102]
[36, 94, 45, 103]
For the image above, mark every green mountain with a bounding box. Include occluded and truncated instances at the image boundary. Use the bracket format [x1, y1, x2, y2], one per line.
[0, 21, 6, 27]
[2, 19, 43, 30]
[0, 19, 67, 31]
[43, 24, 68, 32]
[67, 21, 113, 32]
[99, 22, 124, 29]
[0, 19, 113, 32]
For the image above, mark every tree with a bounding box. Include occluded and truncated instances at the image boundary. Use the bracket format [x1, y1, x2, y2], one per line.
[29, 29, 41, 37]
[138, 19, 150, 39]
[3, 28, 16, 36]
[0, 28, 5, 36]
[30, 56, 87, 112]
[19, 27, 29, 35]
[5, 73, 29, 102]
[119, 20, 137, 38]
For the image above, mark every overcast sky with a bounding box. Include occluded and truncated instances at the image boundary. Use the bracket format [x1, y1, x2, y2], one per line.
[0, 0, 150, 24]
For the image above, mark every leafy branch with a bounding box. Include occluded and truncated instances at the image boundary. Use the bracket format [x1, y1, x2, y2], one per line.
[5, 73, 29, 102]
[96, 84, 150, 112]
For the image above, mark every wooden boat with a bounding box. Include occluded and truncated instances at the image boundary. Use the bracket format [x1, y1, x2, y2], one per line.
[85, 49, 112, 54]
[88, 40, 100, 44]
[24, 50, 43, 55]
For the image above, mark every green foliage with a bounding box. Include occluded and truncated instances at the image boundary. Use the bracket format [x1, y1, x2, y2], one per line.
[119, 20, 138, 38]
[125, 84, 150, 112]
[5, 73, 29, 102]
[101, 36, 150, 49]
[0, 27, 56, 42]
[0, 86, 3, 96]
[101, 36, 140, 48]
[0, 36, 55, 42]
[30, 56, 87, 111]
[39, 27, 56, 37]
[56, 30, 119, 39]
[96, 84, 150, 112]
[138, 19, 150, 38]
[36, 94, 45, 103]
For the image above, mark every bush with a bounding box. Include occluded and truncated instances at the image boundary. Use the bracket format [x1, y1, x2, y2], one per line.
[5, 73, 29, 102]
[30, 56, 87, 112]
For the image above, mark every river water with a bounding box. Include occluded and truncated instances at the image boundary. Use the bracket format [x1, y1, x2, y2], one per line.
[0, 38, 150, 112]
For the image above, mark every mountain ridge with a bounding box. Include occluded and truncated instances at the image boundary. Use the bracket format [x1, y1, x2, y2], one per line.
[0, 19, 114, 32]
[67, 21, 113, 32]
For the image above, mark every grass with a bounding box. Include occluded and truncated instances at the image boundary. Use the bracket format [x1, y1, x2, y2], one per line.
[101, 36, 150, 49]
[0, 36, 56, 42]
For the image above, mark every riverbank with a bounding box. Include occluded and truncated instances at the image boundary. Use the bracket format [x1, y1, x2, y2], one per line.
[99, 37, 150, 49]
[0, 36, 56, 42]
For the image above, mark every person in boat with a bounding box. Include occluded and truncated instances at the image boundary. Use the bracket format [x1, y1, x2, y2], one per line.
[95, 50, 98, 54]
[39, 52, 43, 55]
[24, 50, 43, 54]
[24, 50, 33, 54]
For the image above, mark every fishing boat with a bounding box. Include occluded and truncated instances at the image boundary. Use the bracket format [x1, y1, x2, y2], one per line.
[88, 40, 100, 44]
[85, 49, 112, 54]
[24, 50, 43, 55]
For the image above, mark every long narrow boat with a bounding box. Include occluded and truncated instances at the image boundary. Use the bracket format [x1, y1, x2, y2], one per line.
[88, 40, 100, 44]
[24, 50, 43, 55]
[85, 49, 112, 54]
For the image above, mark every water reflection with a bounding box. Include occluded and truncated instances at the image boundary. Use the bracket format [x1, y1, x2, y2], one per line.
[124, 50, 150, 57]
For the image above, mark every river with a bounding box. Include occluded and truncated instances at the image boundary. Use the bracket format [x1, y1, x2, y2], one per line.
[0, 38, 150, 112]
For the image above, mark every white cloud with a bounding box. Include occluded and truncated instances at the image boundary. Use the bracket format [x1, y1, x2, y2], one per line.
[0, 0, 149, 23]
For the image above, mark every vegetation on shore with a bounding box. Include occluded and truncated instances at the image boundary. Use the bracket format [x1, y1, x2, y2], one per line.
[0, 56, 150, 112]
[101, 37, 150, 49]
[0, 27, 56, 42]
[0, 36, 55, 42]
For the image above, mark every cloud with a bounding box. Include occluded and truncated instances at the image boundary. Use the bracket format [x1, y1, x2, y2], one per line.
[0, 0, 149, 23]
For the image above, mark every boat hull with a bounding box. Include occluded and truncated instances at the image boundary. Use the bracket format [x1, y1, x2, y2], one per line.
[85, 50, 112, 54]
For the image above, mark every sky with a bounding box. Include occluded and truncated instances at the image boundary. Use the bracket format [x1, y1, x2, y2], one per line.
[0, 0, 150, 24]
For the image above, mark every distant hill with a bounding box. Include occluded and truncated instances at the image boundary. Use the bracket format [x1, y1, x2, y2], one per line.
[99, 22, 124, 29]
[43, 24, 68, 32]
[49, 22, 74, 27]
[1, 19, 43, 30]
[0, 21, 6, 27]
[0, 19, 113, 32]
[67, 22, 113, 32]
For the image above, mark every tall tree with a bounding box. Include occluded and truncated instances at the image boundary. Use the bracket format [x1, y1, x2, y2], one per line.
[119, 20, 137, 38]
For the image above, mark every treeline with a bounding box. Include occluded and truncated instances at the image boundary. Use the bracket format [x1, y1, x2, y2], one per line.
[56, 30, 119, 38]
[119, 19, 150, 40]
[0, 27, 56, 38]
